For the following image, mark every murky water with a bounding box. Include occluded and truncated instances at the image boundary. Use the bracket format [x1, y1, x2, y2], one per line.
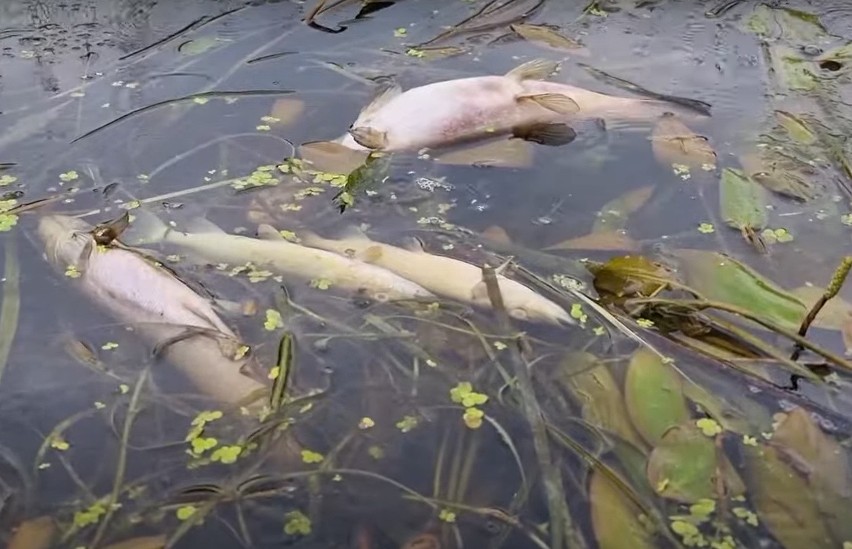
[1, 1, 852, 548]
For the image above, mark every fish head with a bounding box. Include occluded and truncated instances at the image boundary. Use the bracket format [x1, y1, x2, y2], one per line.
[507, 295, 574, 327]
[38, 214, 94, 267]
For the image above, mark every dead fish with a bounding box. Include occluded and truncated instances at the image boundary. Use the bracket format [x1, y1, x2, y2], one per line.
[291, 226, 573, 326]
[125, 210, 434, 303]
[337, 58, 701, 153]
[37, 215, 265, 406]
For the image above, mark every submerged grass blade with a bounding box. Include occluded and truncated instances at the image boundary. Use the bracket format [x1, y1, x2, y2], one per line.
[0, 235, 20, 385]
[480, 265, 586, 549]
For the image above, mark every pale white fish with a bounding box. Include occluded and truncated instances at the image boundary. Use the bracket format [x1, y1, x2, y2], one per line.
[337, 58, 704, 153]
[340, 58, 581, 152]
[37, 215, 265, 406]
[125, 210, 434, 303]
[291, 226, 574, 326]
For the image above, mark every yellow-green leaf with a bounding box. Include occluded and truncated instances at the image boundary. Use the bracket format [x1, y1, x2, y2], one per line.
[624, 348, 690, 446]
[720, 168, 768, 231]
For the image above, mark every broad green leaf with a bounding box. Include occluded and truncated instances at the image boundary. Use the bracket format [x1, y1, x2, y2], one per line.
[589, 255, 675, 302]
[673, 249, 807, 331]
[624, 348, 689, 446]
[773, 407, 852, 544]
[590, 469, 657, 549]
[720, 168, 768, 231]
[646, 423, 745, 502]
[559, 353, 646, 450]
[745, 444, 834, 549]
[592, 185, 655, 233]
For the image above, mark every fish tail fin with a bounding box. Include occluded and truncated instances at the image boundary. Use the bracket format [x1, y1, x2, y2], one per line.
[122, 209, 173, 246]
[506, 58, 561, 82]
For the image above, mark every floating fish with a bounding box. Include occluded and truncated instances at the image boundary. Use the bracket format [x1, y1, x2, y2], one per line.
[126, 210, 433, 303]
[290, 226, 573, 325]
[37, 215, 265, 406]
[337, 58, 703, 153]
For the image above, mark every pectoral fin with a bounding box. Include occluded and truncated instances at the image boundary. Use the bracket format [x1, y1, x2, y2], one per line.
[513, 122, 577, 146]
[505, 58, 560, 81]
[356, 83, 402, 121]
[517, 93, 580, 114]
[349, 126, 388, 150]
[256, 224, 284, 240]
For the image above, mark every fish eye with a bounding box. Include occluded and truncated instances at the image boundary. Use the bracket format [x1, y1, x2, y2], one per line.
[511, 308, 529, 321]
[373, 292, 389, 303]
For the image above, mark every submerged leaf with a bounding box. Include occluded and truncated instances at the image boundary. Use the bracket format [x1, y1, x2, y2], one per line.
[646, 423, 744, 502]
[719, 168, 768, 231]
[559, 354, 646, 450]
[651, 114, 717, 169]
[7, 516, 56, 549]
[546, 230, 640, 252]
[745, 444, 834, 549]
[673, 249, 806, 331]
[624, 348, 690, 446]
[592, 185, 655, 233]
[510, 23, 583, 50]
[740, 151, 816, 201]
[269, 98, 305, 126]
[434, 138, 533, 168]
[298, 141, 368, 175]
[590, 469, 657, 549]
[773, 407, 852, 543]
[775, 111, 817, 144]
[103, 535, 167, 549]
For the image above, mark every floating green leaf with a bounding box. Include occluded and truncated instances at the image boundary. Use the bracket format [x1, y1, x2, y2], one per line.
[590, 469, 657, 549]
[647, 423, 744, 502]
[720, 168, 768, 231]
[284, 510, 311, 536]
[673, 249, 807, 331]
[624, 348, 689, 446]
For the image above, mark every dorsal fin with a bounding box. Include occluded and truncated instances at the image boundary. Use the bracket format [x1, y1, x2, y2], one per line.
[505, 58, 560, 82]
[354, 83, 402, 124]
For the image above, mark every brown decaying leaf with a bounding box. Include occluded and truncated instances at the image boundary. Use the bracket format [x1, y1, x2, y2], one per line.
[269, 98, 305, 125]
[592, 184, 655, 234]
[790, 285, 852, 331]
[745, 444, 835, 549]
[590, 255, 674, 301]
[772, 407, 852, 544]
[650, 114, 717, 169]
[298, 140, 369, 174]
[434, 138, 533, 168]
[481, 225, 513, 245]
[510, 23, 583, 50]
[6, 516, 57, 549]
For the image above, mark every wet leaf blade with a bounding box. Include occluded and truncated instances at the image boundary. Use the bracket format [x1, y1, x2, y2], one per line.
[719, 168, 768, 231]
[7, 516, 56, 549]
[650, 115, 717, 169]
[590, 469, 657, 549]
[745, 444, 835, 548]
[646, 423, 744, 502]
[624, 348, 690, 446]
[592, 185, 655, 233]
[0, 236, 20, 385]
[510, 23, 583, 50]
[673, 249, 807, 331]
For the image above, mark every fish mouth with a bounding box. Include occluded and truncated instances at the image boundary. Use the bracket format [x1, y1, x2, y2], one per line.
[37, 215, 93, 265]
